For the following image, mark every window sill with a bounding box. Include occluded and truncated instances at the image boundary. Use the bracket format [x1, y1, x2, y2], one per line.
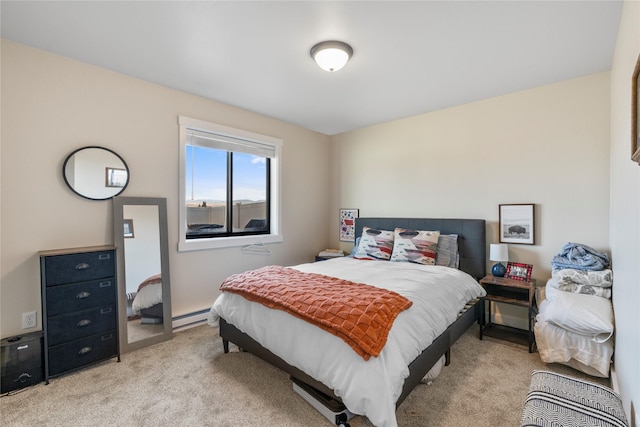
[178, 233, 283, 252]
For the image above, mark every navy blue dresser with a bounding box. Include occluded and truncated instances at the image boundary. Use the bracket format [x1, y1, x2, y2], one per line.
[40, 246, 119, 383]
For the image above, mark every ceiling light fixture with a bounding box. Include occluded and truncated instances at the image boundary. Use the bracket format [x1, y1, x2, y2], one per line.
[310, 40, 353, 72]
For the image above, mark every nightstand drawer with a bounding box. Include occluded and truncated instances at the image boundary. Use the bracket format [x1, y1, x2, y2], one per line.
[45, 279, 116, 316]
[47, 305, 116, 346]
[43, 250, 115, 286]
[48, 331, 117, 376]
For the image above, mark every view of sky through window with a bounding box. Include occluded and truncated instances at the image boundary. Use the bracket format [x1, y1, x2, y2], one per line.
[186, 145, 266, 204]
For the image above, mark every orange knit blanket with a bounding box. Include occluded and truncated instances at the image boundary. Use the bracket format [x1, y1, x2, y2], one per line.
[219, 265, 412, 360]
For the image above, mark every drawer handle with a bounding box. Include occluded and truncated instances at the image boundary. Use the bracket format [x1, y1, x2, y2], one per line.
[99, 281, 112, 288]
[78, 346, 93, 355]
[100, 307, 112, 315]
[76, 291, 91, 299]
[101, 334, 113, 341]
[98, 254, 111, 260]
[75, 263, 90, 270]
[77, 319, 91, 327]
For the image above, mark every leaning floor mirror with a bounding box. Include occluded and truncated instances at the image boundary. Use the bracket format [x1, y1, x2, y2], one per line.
[113, 196, 173, 353]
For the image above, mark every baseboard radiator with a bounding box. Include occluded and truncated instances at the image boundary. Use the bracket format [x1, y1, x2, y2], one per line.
[172, 308, 210, 332]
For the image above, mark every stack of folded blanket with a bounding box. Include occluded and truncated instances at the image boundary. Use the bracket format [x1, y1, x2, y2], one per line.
[534, 242, 614, 378]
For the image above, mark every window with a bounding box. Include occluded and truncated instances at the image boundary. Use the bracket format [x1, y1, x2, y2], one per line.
[178, 116, 282, 251]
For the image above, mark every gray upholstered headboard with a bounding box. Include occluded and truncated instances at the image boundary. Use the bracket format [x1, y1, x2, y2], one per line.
[354, 218, 486, 280]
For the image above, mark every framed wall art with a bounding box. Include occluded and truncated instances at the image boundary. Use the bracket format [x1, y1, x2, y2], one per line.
[123, 219, 134, 238]
[632, 52, 640, 164]
[505, 262, 533, 282]
[339, 208, 359, 242]
[499, 204, 535, 245]
[106, 167, 127, 188]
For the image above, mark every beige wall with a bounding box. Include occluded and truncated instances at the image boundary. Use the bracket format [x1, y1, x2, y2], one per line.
[331, 73, 611, 329]
[609, 1, 640, 422]
[0, 40, 332, 337]
[331, 73, 611, 282]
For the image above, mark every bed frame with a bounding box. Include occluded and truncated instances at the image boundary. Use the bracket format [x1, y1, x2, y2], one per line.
[219, 218, 486, 418]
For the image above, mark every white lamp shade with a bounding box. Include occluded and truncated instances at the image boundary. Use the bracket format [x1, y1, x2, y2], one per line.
[489, 244, 509, 262]
[310, 41, 353, 72]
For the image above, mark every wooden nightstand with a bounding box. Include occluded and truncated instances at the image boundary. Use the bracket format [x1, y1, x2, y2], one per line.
[479, 274, 537, 352]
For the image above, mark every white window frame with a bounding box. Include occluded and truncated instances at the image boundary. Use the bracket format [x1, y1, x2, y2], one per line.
[178, 116, 283, 252]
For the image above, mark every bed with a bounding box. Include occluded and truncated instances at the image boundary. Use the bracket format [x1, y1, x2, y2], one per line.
[131, 274, 164, 324]
[208, 218, 487, 427]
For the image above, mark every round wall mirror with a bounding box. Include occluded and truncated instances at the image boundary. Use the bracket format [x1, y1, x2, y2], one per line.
[63, 146, 130, 200]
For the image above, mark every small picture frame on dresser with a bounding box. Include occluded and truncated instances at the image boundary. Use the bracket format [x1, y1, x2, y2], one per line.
[505, 262, 533, 282]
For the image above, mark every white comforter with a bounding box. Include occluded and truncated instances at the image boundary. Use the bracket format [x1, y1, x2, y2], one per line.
[208, 258, 485, 427]
[131, 283, 162, 314]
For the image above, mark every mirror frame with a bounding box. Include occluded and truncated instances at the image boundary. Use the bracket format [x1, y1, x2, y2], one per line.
[113, 196, 173, 353]
[63, 146, 130, 200]
[632, 52, 640, 165]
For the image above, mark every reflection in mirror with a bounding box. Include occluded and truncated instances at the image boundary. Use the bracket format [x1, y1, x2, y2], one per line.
[63, 146, 129, 200]
[113, 196, 172, 353]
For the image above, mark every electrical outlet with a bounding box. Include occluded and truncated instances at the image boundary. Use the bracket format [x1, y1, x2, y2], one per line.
[22, 311, 37, 329]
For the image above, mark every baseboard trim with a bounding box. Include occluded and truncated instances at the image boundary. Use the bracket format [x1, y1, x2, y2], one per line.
[172, 308, 209, 332]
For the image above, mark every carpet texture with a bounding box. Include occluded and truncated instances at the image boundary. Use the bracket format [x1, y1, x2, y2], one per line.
[0, 325, 608, 427]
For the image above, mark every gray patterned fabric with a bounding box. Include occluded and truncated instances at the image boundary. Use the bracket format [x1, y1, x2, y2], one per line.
[549, 269, 613, 299]
[553, 268, 613, 287]
[436, 234, 459, 268]
[520, 370, 628, 427]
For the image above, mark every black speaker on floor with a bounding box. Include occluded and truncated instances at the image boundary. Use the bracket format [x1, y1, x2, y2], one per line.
[1, 331, 44, 394]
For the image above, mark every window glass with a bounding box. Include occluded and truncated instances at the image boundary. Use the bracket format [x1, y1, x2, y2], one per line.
[185, 145, 228, 238]
[232, 152, 268, 233]
[178, 116, 282, 251]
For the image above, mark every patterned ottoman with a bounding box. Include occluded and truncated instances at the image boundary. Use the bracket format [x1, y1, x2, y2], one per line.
[521, 370, 628, 427]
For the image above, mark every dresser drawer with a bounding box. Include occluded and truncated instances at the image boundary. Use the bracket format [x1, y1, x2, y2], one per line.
[47, 331, 117, 376]
[45, 279, 116, 316]
[43, 250, 115, 286]
[47, 305, 116, 346]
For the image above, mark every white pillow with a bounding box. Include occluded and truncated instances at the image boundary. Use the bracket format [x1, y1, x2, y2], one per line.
[534, 318, 613, 377]
[540, 282, 613, 342]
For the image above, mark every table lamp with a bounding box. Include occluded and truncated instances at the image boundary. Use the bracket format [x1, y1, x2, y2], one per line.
[490, 243, 508, 277]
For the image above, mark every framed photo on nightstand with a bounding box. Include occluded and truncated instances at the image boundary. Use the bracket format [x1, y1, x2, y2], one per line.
[505, 262, 533, 282]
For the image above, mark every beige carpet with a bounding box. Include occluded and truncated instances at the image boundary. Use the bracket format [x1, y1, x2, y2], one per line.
[0, 324, 608, 427]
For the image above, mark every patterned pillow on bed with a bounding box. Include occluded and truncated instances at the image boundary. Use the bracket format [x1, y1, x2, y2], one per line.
[436, 234, 459, 268]
[390, 228, 440, 265]
[353, 227, 394, 260]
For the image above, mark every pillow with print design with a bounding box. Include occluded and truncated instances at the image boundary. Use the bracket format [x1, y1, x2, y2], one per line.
[353, 227, 394, 260]
[390, 228, 440, 265]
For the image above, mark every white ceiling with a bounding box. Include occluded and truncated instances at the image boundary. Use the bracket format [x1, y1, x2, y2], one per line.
[1, 1, 623, 135]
